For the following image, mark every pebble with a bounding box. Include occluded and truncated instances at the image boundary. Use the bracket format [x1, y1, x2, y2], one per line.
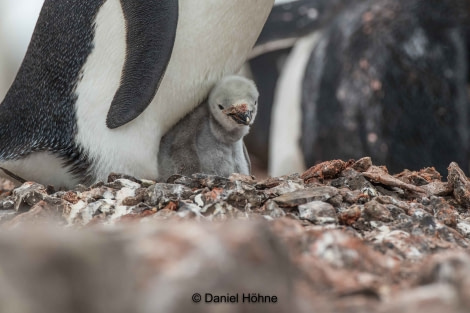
[298, 201, 337, 224]
[0, 159, 470, 313]
[273, 186, 339, 207]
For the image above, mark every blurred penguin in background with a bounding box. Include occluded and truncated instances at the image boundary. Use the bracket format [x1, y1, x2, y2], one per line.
[248, 0, 470, 176]
[246, 0, 351, 173]
[299, 0, 470, 175]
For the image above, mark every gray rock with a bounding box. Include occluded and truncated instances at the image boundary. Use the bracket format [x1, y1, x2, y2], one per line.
[0, 228, 137, 313]
[107, 172, 143, 185]
[224, 181, 267, 209]
[263, 200, 286, 219]
[456, 222, 470, 238]
[140, 221, 297, 313]
[191, 173, 232, 189]
[256, 174, 304, 191]
[177, 201, 204, 219]
[0, 210, 17, 223]
[263, 180, 305, 198]
[380, 283, 462, 313]
[273, 186, 339, 207]
[105, 179, 141, 192]
[298, 201, 337, 224]
[12, 182, 47, 212]
[0, 197, 14, 210]
[199, 202, 245, 221]
[146, 183, 193, 209]
[168, 175, 201, 189]
[363, 200, 392, 222]
[331, 168, 373, 191]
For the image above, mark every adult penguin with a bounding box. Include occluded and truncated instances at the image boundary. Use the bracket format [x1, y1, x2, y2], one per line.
[246, 0, 356, 174]
[299, 0, 470, 175]
[0, 0, 274, 187]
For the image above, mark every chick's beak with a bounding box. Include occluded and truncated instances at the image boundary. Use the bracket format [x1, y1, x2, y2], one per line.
[223, 103, 253, 125]
[228, 110, 253, 125]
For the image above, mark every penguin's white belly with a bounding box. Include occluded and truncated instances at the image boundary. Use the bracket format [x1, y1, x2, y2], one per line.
[0, 153, 81, 187]
[73, 0, 274, 184]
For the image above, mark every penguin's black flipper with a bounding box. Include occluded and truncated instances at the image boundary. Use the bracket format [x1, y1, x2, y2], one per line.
[106, 0, 179, 129]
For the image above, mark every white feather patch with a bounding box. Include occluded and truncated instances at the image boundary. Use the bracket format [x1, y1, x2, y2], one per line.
[269, 32, 320, 177]
[0, 152, 81, 187]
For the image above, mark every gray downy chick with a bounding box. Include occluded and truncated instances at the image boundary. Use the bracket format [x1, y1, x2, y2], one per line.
[158, 75, 259, 181]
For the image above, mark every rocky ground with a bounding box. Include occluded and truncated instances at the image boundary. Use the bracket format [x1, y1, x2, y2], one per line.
[0, 157, 470, 313]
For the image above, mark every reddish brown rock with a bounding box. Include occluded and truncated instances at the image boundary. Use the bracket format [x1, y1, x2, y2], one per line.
[447, 162, 470, 209]
[431, 197, 458, 228]
[351, 157, 373, 172]
[4, 200, 67, 228]
[338, 205, 362, 226]
[0, 178, 14, 195]
[395, 167, 442, 186]
[62, 191, 79, 204]
[301, 159, 354, 183]
[363, 166, 426, 194]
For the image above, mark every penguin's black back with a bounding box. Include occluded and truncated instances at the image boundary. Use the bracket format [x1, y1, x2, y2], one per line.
[0, 0, 104, 179]
[301, 0, 470, 174]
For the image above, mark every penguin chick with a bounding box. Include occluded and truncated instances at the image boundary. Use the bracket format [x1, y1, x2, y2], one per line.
[158, 75, 259, 181]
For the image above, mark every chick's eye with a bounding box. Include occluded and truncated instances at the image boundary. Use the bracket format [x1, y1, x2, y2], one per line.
[255, 101, 258, 105]
[218, 105, 224, 110]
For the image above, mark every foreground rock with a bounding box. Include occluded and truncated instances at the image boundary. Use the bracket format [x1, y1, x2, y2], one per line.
[0, 158, 470, 312]
[0, 222, 295, 313]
